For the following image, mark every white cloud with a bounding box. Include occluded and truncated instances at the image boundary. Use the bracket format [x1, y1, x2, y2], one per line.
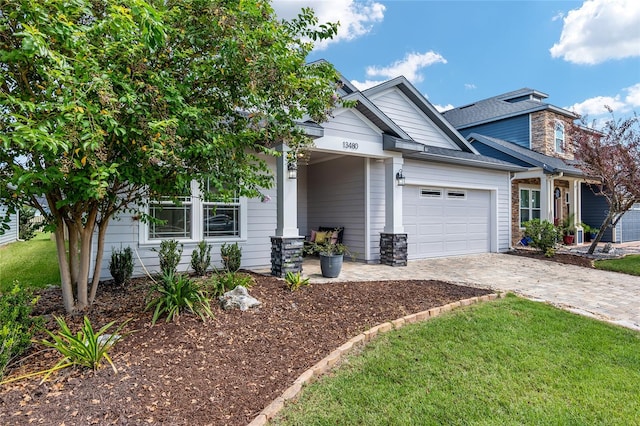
[365, 51, 447, 83]
[350, 79, 385, 91]
[433, 104, 454, 113]
[566, 83, 640, 117]
[271, 0, 385, 50]
[464, 83, 477, 90]
[550, 0, 640, 65]
[551, 11, 565, 22]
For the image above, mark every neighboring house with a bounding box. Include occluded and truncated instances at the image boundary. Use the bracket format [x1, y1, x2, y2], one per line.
[443, 88, 595, 245]
[93, 68, 524, 279]
[0, 205, 19, 246]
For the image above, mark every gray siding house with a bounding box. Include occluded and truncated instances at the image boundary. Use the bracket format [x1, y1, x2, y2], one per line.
[93, 68, 523, 279]
[443, 88, 640, 244]
[0, 205, 19, 247]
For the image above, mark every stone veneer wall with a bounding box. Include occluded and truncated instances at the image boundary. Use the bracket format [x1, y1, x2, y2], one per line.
[270, 237, 304, 277]
[530, 110, 575, 161]
[512, 178, 540, 246]
[379, 233, 407, 267]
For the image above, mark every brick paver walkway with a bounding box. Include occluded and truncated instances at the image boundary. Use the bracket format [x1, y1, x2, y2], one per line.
[296, 248, 640, 331]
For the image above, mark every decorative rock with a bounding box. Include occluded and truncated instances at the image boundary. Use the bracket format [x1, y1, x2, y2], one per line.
[219, 286, 261, 311]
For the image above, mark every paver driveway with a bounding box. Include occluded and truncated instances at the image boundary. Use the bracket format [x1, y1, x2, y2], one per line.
[301, 253, 640, 331]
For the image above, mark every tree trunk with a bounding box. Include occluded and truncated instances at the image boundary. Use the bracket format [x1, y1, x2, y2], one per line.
[89, 218, 110, 304]
[75, 209, 98, 310]
[587, 214, 613, 254]
[54, 223, 76, 314]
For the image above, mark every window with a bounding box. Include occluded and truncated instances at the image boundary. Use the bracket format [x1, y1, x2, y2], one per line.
[420, 188, 442, 198]
[520, 188, 541, 226]
[446, 190, 466, 200]
[146, 181, 245, 242]
[149, 195, 192, 239]
[555, 121, 565, 153]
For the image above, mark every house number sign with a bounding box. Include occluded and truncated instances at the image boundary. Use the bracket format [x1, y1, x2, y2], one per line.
[342, 141, 359, 150]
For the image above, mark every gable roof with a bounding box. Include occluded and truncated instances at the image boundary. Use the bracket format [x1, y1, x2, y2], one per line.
[468, 133, 584, 176]
[363, 76, 479, 154]
[443, 88, 579, 129]
[341, 91, 413, 140]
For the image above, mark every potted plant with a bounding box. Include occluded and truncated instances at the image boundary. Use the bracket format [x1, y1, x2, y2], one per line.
[582, 223, 592, 242]
[305, 236, 351, 278]
[559, 214, 576, 245]
[590, 227, 599, 240]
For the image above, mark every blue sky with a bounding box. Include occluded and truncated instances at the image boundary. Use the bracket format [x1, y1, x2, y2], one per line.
[272, 0, 640, 122]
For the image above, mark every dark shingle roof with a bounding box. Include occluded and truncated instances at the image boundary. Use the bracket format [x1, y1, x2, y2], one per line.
[443, 88, 578, 129]
[468, 133, 584, 176]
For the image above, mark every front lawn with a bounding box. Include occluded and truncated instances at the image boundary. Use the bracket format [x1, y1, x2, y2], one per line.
[595, 254, 640, 276]
[0, 233, 60, 292]
[274, 295, 640, 426]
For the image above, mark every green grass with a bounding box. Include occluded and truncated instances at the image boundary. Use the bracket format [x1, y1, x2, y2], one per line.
[595, 254, 640, 276]
[274, 295, 640, 426]
[0, 232, 60, 292]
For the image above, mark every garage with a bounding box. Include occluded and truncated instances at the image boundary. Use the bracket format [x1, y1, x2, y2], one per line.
[403, 186, 491, 259]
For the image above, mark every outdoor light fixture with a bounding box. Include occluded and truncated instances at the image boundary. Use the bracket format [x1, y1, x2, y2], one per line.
[287, 161, 298, 179]
[396, 169, 406, 186]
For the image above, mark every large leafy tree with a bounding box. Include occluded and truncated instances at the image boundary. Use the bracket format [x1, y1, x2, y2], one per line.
[571, 111, 640, 254]
[0, 0, 342, 312]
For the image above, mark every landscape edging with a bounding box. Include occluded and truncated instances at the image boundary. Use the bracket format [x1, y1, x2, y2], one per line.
[247, 292, 504, 426]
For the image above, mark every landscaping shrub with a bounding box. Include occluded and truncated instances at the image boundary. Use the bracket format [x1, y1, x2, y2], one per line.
[145, 272, 213, 324]
[191, 241, 211, 276]
[208, 271, 255, 296]
[41, 316, 128, 379]
[284, 271, 310, 291]
[154, 239, 183, 276]
[109, 246, 134, 287]
[220, 242, 241, 272]
[522, 219, 559, 256]
[18, 205, 37, 241]
[0, 284, 41, 380]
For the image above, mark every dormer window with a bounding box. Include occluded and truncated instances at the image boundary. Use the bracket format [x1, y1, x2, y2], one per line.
[555, 121, 565, 153]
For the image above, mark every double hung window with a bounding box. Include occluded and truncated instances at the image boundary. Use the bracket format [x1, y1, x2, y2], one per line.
[520, 188, 541, 226]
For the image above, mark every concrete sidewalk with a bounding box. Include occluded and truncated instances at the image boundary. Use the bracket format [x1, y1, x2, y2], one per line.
[294, 251, 640, 331]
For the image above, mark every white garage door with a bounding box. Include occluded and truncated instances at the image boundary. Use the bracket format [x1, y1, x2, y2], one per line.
[404, 186, 491, 259]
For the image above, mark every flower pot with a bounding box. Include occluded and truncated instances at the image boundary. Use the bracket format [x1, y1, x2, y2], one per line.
[562, 235, 574, 245]
[319, 253, 343, 278]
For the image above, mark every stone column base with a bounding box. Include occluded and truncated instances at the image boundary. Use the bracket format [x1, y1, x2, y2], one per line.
[270, 236, 305, 277]
[380, 233, 408, 267]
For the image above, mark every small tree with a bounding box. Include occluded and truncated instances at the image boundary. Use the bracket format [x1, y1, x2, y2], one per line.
[522, 219, 559, 257]
[570, 110, 640, 254]
[18, 206, 37, 241]
[0, 1, 343, 313]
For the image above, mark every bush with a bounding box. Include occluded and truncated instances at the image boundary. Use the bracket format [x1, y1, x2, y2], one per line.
[18, 205, 37, 241]
[145, 272, 213, 324]
[154, 239, 183, 276]
[522, 219, 559, 256]
[109, 246, 134, 286]
[191, 241, 211, 276]
[208, 271, 255, 297]
[220, 242, 241, 272]
[284, 271, 310, 291]
[41, 316, 128, 378]
[0, 284, 41, 380]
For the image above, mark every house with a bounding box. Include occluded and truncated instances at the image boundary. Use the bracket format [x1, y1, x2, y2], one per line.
[0, 205, 19, 246]
[93, 68, 524, 279]
[443, 88, 640, 244]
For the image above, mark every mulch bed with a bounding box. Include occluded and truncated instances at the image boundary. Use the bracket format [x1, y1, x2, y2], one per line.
[507, 248, 595, 268]
[1, 274, 492, 426]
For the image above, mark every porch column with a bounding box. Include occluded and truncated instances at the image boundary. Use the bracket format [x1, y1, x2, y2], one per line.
[540, 175, 554, 223]
[271, 144, 304, 277]
[570, 179, 584, 243]
[380, 157, 407, 266]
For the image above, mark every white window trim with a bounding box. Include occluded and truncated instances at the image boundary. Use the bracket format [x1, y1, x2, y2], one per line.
[446, 189, 467, 200]
[420, 187, 443, 199]
[139, 181, 248, 246]
[554, 120, 565, 153]
[519, 185, 541, 228]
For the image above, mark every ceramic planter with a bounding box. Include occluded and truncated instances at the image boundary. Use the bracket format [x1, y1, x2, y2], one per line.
[319, 253, 343, 278]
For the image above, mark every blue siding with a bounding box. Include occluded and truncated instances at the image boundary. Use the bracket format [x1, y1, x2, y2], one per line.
[472, 143, 532, 167]
[459, 115, 530, 148]
[581, 184, 614, 242]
